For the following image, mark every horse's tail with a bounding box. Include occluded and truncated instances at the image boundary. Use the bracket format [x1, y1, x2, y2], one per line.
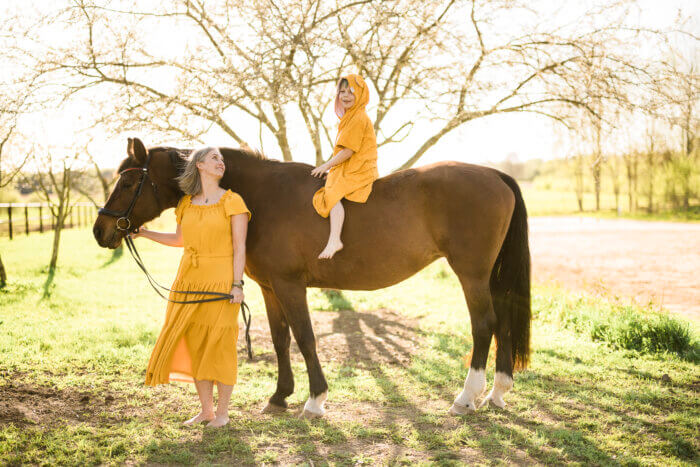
[490, 172, 532, 370]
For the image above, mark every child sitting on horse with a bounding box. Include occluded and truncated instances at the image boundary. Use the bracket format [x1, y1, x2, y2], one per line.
[311, 73, 379, 259]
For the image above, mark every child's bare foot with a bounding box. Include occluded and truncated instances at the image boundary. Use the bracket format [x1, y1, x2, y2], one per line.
[183, 411, 215, 426]
[318, 240, 343, 259]
[206, 414, 230, 428]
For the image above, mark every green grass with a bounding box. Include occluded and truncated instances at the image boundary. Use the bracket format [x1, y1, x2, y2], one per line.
[1, 226, 699, 465]
[522, 187, 700, 222]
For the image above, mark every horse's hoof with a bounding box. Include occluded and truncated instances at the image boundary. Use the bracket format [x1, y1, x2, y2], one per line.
[479, 391, 506, 409]
[261, 402, 287, 414]
[299, 409, 323, 420]
[448, 402, 476, 416]
[481, 396, 506, 409]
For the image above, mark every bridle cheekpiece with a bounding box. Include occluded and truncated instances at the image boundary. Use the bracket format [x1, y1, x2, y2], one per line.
[97, 152, 157, 233]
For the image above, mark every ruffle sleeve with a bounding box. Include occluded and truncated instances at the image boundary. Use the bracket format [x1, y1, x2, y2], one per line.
[174, 195, 190, 224]
[223, 190, 251, 220]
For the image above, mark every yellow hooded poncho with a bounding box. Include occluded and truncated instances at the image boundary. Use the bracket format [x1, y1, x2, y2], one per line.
[312, 74, 379, 217]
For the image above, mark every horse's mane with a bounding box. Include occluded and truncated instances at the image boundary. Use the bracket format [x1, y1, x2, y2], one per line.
[148, 145, 271, 177]
[236, 145, 267, 160]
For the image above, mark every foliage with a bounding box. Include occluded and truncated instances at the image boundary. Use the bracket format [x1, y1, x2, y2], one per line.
[534, 292, 699, 362]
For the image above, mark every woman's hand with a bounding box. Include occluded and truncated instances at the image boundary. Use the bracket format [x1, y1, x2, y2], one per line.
[230, 286, 244, 304]
[129, 227, 148, 239]
[311, 163, 330, 178]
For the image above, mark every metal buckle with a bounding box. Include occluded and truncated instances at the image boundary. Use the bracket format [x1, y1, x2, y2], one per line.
[116, 217, 131, 231]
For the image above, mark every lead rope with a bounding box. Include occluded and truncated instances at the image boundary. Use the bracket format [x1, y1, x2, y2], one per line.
[124, 234, 254, 360]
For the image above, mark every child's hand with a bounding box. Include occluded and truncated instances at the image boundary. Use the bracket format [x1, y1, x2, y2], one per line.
[311, 163, 329, 178]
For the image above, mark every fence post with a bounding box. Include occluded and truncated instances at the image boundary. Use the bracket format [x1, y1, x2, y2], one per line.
[39, 205, 43, 233]
[7, 205, 12, 240]
[25, 205, 29, 235]
[69, 206, 74, 229]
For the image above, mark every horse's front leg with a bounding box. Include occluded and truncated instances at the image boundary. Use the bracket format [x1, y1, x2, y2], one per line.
[260, 286, 295, 414]
[272, 279, 328, 419]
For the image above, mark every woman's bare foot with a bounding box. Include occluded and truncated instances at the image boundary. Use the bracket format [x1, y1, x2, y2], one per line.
[318, 240, 343, 259]
[206, 414, 230, 428]
[183, 411, 215, 426]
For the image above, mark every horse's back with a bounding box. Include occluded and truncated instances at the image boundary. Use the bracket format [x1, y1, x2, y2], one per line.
[300, 161, 516, 289]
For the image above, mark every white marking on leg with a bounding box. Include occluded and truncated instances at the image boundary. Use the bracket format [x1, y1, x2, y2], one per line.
[449, 368, 486, 414]
[482, 371, 513, 409]
[303, 390, 328, 417]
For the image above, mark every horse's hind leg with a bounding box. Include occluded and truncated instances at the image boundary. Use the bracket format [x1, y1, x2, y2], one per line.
[260, 286, 295, 413]
[448, 277, 496, 415]
[481, 312, 514, 409]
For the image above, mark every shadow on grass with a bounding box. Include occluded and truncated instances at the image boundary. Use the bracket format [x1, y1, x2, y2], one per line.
[323, 305, 699, 464]
[321, 289, 354, 311]
[145, 426, 256, 465]
[100, 245, 124, 269]
[328, 308, 463, 463]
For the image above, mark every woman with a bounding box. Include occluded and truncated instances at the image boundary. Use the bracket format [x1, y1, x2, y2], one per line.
[131, 146, 250, 428]
[311, 73, 379, 259]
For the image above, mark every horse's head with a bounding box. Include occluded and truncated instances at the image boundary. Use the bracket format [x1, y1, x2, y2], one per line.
[93, 137, 185, 249]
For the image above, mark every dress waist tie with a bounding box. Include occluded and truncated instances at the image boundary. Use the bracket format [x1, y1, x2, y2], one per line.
[184, 246, 231, 268]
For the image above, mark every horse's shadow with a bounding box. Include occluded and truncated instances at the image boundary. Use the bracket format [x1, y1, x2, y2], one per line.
[311, 292, 622, 464]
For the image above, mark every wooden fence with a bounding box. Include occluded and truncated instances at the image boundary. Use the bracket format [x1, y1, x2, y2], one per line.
[0, 202, 97, 239]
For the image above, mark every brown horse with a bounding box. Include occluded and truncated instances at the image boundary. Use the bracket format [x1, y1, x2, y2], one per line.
[93, 137, 531, 418]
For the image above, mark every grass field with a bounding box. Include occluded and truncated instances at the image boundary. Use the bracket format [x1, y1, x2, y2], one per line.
[1, 225, 699, 465]
[521, 187, 700, 222]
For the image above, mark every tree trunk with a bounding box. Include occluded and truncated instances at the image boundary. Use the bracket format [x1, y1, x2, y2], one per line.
[49, 209, 65, 272]
[574, 155, 584, 212]
[647, 153, 654, 214]
[625, 161, 634, 213]
[632, 159, 638, 212]
[0, 251, 6, 288]
[593, 162, 601, 211]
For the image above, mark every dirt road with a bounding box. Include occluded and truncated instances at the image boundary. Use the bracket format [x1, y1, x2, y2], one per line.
[529, 217, 700, 322]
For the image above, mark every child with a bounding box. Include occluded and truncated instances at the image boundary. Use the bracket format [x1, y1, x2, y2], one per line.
[311, 74, 379, 259]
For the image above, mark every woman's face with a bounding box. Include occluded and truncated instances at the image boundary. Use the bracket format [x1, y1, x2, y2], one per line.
[338, 83, 356, 110]
[196, 150, 225, 180]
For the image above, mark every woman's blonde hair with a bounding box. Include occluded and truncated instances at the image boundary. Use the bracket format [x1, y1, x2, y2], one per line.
[176, 146, 221, 195]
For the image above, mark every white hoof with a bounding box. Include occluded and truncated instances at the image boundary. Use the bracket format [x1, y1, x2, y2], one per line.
[299, 409, 324, 419]
[480, 372, 513, 409]
[452, 368, 486, 414]
[480, 390, 506, 409]
[301, 391, 327, 418]
[448, 401, 477, 416]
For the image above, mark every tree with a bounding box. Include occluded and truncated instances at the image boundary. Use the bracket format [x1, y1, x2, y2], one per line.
[72, 140, 116, 209]
[21, 149, 84, 286]
[0, 85, 36, 288]
[16, 0, 671, 170]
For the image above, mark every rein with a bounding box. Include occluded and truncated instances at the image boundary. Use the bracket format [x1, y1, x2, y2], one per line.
[98, 152, 254, 360]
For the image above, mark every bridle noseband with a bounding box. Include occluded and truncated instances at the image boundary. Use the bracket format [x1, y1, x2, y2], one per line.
[98, 152, 157, 233]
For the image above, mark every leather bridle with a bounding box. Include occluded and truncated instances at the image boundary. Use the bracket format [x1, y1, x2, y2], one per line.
[98, 152, 157, 233]
[97, 151, 253, 360]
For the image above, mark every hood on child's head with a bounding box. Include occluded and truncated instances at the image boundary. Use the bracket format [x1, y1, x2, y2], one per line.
[335, 74, 369, 119]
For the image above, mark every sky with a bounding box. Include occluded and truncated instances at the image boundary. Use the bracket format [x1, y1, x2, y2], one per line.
[4, 0, 698, 173]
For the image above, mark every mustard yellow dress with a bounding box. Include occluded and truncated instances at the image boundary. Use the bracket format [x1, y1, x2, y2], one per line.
[145, 189, 251, 386]
[313, 74, 379, 217]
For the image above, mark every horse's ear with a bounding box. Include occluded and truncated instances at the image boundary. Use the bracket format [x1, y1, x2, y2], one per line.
[127, 137, 147, 164]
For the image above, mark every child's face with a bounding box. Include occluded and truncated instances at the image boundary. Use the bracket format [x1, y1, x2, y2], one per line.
[338, 83, 356, 110]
